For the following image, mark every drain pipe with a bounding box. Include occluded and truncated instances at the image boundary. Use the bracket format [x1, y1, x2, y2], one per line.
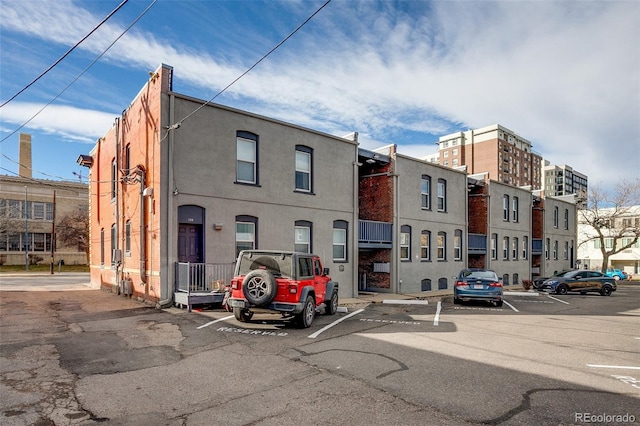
[136, 165, 147, 285]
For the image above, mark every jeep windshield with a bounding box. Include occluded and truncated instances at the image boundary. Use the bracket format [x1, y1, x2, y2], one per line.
[236, 252, 293, 279]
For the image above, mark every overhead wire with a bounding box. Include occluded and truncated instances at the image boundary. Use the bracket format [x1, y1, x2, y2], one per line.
[0, 0, 130, 109]
[161, 0, 333, 141]
[0, 0, 158, 146]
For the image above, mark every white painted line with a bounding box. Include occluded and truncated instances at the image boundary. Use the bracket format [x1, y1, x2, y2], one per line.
[197, 315, 234, 329]
[433, 301, 442, 326]
[546, 295, 570, 304]
[337, 306, 349, 313]
[308, 308, 365, 339]
[504, 291, 540, 296]
[382, 299, 429, 305]
[587, 364, 640, 370]
[503, 300, 519, 312]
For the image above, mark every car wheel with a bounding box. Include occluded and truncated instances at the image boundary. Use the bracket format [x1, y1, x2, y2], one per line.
[453, 297, 461, 305]
[242, 269, 277, 306]
[234, 308, 253, 322]
[324, 290, 338, 315]
[495, 300, 503, 307]
[556, 285, 569, 295]
[296, 295, 315, 328]
[600, 286, 612, 296]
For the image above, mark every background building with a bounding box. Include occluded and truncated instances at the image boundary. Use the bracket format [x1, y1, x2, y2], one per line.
[0, 134, 88, 266]
[543, 162, 588, 205]
[424, 124, 543, 190]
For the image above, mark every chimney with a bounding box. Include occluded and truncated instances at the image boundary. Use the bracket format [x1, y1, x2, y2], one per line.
[19, 133, 32, 178]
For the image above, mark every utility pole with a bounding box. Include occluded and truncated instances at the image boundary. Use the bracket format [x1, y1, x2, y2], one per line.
[50, 191, 56, 274]
[24, 186, 28, 270]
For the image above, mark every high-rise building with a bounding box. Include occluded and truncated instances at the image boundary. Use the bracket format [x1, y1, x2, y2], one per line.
[424, 124, 543, 189]
[543, 162, 588, 203]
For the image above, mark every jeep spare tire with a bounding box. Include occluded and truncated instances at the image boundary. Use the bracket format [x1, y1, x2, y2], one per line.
[242, 269, 277, 306]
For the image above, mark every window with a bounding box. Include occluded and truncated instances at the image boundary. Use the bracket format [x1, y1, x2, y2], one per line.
[100, 228, 105, 266]
[553, 240, 558, 260]
[604, 238, 613, 249]
[563, 241, 569, 260]
[420, 230, 431, 261]
[437, 179, 447, 211]
[512, 237, 518, 260]
[522, 236, 528, 260]
[437, 231, 446, 260]
[553, 206, 559, 228]
[421, 175, 431, 210]
[491, 234, 498, 260]
[297, 257, 313, 278]
[503, 236, 509, 260]
[33, 202, 44, 220]
[545, 238, 550, 260]
[124, 144, 131, 173]
[294, 220, 312, 253]
[454, 229, 462, 261]
[125, 221, 131, 254]
[333, 220, 348, 262]
[564, 209, 569, 230]
[512, 197, 519, 222]
[111, 158, 117, 200]
[503, 195, 509, 221]
[594, 239, 601, 249]
[400, 225, 411, 261]
[236, 215, 257, 257]
[295, 145, 313, 192]
[236, 132, 258, 184]
[110, 224, 117, 265]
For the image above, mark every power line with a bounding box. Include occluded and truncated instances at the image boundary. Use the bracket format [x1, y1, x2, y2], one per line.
[163, 0, 333, 137]
[0, 0, 129, 109]
[0, 0, 158, 145]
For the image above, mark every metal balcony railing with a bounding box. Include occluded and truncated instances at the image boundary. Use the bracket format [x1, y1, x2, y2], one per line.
[359, 220, 393, 248]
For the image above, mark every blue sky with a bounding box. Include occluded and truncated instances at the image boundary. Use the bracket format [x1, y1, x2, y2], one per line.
[1, 0, 638, 191]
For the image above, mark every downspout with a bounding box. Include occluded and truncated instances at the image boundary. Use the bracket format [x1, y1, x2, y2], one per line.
[138, 166, 147, 284]
[352, 132, 359, 299]
[158, 92, 176, 308]
[391, 147, 399, 294]
[114, 118, 121, 291]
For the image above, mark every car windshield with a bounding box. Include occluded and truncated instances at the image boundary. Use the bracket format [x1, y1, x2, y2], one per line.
[236, 252, 293, 279]
[461, 270, 497, 280]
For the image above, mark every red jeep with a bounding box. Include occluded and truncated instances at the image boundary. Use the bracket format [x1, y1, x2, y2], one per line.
[228, 250, 339, 328]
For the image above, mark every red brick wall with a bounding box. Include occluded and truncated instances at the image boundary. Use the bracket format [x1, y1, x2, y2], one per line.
[358, 161, 394, 222]
[468, 185, 488, 234]
[359, 249, 391, 289]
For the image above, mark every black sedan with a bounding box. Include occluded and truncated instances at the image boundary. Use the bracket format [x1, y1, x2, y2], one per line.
[540, 270, 617, 296]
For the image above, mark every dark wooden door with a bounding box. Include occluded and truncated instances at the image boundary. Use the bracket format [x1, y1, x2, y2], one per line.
[178, 224, 201, 263]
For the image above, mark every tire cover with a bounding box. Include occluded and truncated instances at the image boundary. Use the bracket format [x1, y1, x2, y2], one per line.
[242, 269, 277, 306]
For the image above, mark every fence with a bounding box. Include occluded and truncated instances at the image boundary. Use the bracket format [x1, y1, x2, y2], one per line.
[175, 262, 236, 293]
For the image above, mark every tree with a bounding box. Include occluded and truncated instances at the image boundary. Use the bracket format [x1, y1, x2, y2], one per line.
[578, 179, 640, 272]
[56, 205, 89, 263]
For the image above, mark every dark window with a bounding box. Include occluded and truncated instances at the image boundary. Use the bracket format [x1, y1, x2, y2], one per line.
[294, 220, 312, 253]
[236, 215, 258, 257]
[421, 175, 431, 209]
[236, 131, 259, 185]
[333, 220, 348, 262]
[295, 145, 313, 193]
[437, 179, 447, 211]
[400, 225, 411, 261]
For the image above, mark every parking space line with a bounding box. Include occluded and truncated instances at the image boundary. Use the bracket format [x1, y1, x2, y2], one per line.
[197, 315, 234, 329]
[504, 291, 540, 297]
[546, 295, 570, 304]
[434, 301, 442, 326]
[382, 299, 429, 305]
[308, 308, 364, 339]
[503, 300, 519, 312]
[587, 364, 640, 370]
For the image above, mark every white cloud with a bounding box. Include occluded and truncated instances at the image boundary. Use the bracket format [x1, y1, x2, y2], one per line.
[1, 0, 638, 189]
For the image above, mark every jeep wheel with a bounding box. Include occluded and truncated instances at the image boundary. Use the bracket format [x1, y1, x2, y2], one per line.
[296, 295, 315, 328]
[242, 269, 277, 306]
[600, 286, 612, 296]
[324, 290, 338, 315]
[556, 285, 569, 295]
[234, 308, 253, 322]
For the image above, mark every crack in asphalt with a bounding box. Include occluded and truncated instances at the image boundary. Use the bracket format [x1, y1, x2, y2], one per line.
[293, 347, 409, 379]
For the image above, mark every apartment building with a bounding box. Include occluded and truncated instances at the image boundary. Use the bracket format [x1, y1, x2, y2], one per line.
[543, 162, 588, 206]
[534, 193, 577, 278]
[426, 124, 543, 190]
[80, 64, 359, 305]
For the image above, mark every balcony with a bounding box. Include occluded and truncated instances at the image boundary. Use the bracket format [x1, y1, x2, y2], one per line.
[468, 233, 487, 254]
[359, 220, 392, 249]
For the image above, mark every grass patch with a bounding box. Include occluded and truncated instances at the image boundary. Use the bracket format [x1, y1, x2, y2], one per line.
[0, 264, 89, 273]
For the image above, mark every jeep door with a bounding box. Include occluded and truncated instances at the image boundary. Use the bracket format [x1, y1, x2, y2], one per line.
[312, 258, 328, 303]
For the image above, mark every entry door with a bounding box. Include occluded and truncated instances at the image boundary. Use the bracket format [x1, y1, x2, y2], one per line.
[178, 224, 202, 263]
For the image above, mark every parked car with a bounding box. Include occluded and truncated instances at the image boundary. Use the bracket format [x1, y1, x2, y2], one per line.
[605, 268, 626, 281]
[540, 270, 617, 296]
[453, 269, 503, 307]
[228, 250, 339, 328]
